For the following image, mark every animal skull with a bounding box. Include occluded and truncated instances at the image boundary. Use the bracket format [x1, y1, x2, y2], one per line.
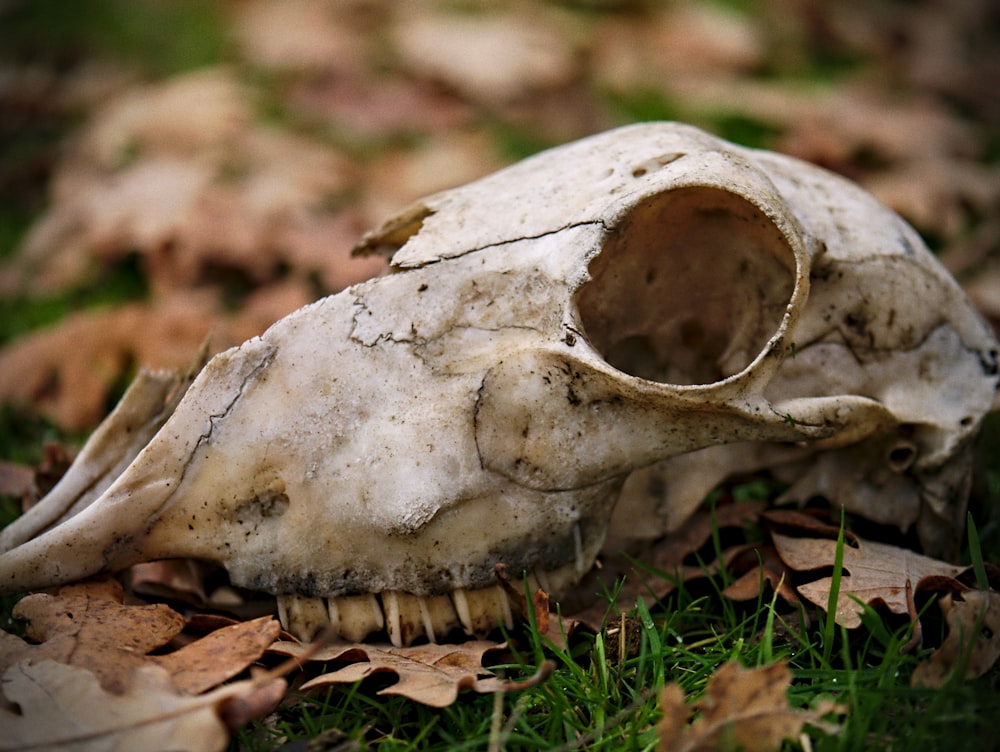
[0, 123, 995, 646]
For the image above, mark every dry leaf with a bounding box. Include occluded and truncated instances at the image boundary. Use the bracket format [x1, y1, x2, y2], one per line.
[0, 660, 284, 752]
[391, 9, 578, 106]
[0, 579, 284, 750]
[5, 579, 280, 696]
[772, 533, 966, 628]
[233, 0, 367, 75]
[658, 661, 842, 752]
[573, 501, 767, 624]
[151, 616, 281, 695]
[78, 68, 251, 167]
[912, 590, 1000, 688]
[6, 579, 186, 694]
[284, 74, 474, 138]
[721, 545, 799, 607]
[270, 640, 512, 708]
[0, 287, 319, 432]
[362, 133, 507, 226]
[592, 2, 764, 95]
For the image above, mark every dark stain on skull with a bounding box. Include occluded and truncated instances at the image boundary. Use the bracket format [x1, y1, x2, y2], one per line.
[231, 475, 290, 534]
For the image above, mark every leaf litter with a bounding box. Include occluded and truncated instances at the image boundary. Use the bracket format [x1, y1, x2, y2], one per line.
[0, 579, 285, 751]
[657, 661, 843, 752]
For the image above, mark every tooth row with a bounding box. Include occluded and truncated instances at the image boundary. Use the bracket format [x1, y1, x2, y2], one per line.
[277, 563, 577, 647]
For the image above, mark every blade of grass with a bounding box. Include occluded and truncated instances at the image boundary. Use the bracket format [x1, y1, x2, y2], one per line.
[822, 508, 847, 666]
[967, 512, 990, 590]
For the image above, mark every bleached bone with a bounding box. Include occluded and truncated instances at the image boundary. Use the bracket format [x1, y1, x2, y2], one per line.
[0, 123, 995, 645]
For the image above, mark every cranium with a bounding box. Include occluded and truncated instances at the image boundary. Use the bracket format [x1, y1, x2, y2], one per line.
[1, 123, 995, 646]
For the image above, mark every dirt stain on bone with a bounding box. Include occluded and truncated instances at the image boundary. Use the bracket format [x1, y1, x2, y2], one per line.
[232, 474, 290, 530]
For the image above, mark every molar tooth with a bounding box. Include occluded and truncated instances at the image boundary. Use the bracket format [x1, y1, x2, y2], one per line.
[327, 593, 384, 643]
[451, 584, 513, 637]
[277, 594, 330, 641]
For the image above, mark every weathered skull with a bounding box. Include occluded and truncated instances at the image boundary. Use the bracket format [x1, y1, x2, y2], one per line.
[0, 123, 995, 646]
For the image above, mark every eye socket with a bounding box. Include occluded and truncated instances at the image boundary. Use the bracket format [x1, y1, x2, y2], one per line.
[887, 441, 918, 472]
[575, 186, 796, 386]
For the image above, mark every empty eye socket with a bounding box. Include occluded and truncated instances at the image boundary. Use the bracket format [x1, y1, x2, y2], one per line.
[887, 441, 918, 472]
[575, 186, 797, 386]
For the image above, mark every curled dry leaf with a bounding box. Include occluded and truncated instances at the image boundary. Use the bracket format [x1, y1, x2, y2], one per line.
[4, 579, 185, 694]
[0, 579, 283, 751]
[772, 532, 967, 628]
[269, 639, 521, 708]
[658, 661, 843, 752]
[2, 579, 281, 695]
[151, 616, 281, 695]
[0, 660, 285, 752]
[721, 545, 799, 607]
[912, 589, 1000, 688]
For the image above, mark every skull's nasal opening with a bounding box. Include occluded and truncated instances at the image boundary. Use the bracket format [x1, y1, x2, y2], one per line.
[576, 186, 797, 386]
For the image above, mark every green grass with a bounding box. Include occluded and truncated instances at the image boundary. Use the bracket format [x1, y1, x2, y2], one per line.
[228, 520, 1000, 751]
[0, 0, 228, 76]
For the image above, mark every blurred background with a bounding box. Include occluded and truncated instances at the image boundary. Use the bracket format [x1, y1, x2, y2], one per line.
[0, 0, 997, 442]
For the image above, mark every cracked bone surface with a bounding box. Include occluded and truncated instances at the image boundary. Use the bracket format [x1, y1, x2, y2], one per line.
[0, 123, 996, 645]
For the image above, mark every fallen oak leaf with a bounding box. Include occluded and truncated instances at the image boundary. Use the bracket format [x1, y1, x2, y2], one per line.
[761, 508, 856, 542]
[911, 589, 1000, 688]
[269, 639, 540, 708]
[0, 660, 285, 752]
[658, 661, 843, 752]
[0, 583, 288, 749]
[771, 532, 966, 628]
[3, 578, 281, 695]
[150, 616, 281, 695]
[721, 544, 799, 607]
[5, 579, 186, 694]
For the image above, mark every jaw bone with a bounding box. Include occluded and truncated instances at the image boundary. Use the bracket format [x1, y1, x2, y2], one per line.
[0, 122, 995, 646]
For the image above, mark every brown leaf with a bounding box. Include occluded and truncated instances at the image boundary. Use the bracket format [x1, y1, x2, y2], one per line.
[761, 508, 854, 542]
[128, 560, 210, 606]
[574, 501, 767, 624]
[5, 579, 281, 697]
[657, 683, 689, 743]
[391, 9, 578, 107]
[721, 544, 799, 606]
[772, 533, 966, 628]
[8, 579, 186, 694]
[1, 580, 286, 750]
[233, 0, 368, 75]
[658, 661, 843, 752]
[0, 290, 312, 432]
[0, 660, 284, 752]
[912, 590, 1000, 688]
[270, 639, 513, 707]
[151, 616, 281, 695]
